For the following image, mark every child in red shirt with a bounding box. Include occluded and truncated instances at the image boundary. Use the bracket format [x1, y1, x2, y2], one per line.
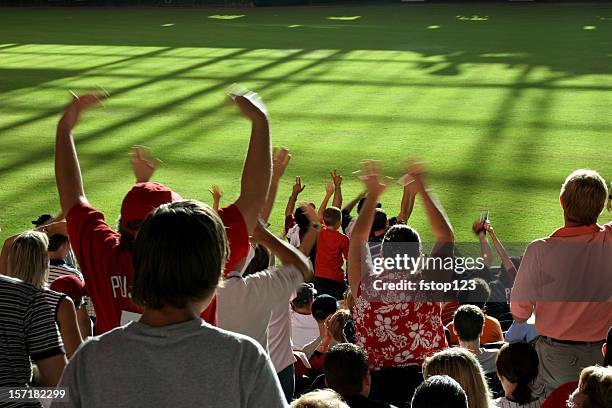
[314, 207, 349, 300]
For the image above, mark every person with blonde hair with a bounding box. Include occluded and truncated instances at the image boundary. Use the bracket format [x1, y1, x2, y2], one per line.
[422, 347, 492, 408]
[290, 389, 349, 408]
[7, 230, 82, 358]
[511, 169, 612, 396]
[566, 365, 612, 408]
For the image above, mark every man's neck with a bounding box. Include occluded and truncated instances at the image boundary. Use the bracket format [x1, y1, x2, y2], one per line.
[139, 306, 202, 327]
[459, 339, 481, 354]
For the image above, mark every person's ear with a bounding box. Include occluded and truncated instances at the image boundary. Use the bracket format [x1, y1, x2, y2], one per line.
[363, 372, 371, 388]
[603, 343, 607, 358]
[452, 326, 457, 336]
[480, 325, 485, 337]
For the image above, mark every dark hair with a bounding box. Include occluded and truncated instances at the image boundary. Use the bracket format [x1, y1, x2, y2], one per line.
[295, 204, 315, 237]
[324, 343, 369, 396]
[371, 208, 388, 234]
[242, 244, 271, 278]
[458, 278, 490, 309]
[48, 234, 69, 252]
[323, 207, 342, 227]
[357, 197, 382, 214]
[496, 342, 539, 405]
[292, 283, 317, 309]
[381, 224, 421, 260]
[453, 305, 485, 342]
[132, 200, 228, 310]
[118, 219, 142, 251]
[411, 375, 468, 408]
[32, 214, 53, 227]
[312, 295, 338, 322]
[604, 326, 612, 367]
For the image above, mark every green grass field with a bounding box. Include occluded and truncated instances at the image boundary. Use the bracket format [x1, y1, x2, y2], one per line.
[1, 3, 611, 249]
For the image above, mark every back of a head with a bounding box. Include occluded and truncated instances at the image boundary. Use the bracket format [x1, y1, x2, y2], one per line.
[242, 244, 271, 278]
[323, 207, 342, 228]
[495, 342, 539, 405]
[453, 304, 485, 342]
[290, 389, 349, 408]
[371, 208, 388, 233]
[295, 206, 311, 232]
[411, 375, 468, 408]
[356, 197, 382, 215]
[381, 224, 421, 261]
[292, 283, 317, 310]
[132, 200, 227, 310]
[324, 343, 369, 396]
[560, 169, 608, 225]
[47, 233, 69, 253]
[578, 366, 612, 408]
[7, 231, 49, 289]
[458, 278, 491, 309]
[423, 348, 491, 408]
[312, 295, 338, 322]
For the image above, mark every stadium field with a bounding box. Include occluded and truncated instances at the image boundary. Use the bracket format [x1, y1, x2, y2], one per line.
[0, 3, 611, 248]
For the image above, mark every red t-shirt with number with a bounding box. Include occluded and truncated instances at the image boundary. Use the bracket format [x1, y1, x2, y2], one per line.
[67, 202, 248, 335]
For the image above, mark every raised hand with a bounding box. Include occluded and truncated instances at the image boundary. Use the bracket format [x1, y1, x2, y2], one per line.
[359, 160, 389, 197]
[292, 176, 306, 196]
[405, 162, 427, 193]
[331, 169, 343, 187]
[229, 87, 268, 122]
[130, 145, 162, 183]
[209, 184, 223, 201]
[272, 147, 291, 179]
[59, 92, 107, 131]
[472, 219, 485, 235]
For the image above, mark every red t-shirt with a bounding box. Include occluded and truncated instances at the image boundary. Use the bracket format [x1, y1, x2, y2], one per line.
[67, 202, 248, 334]
[315, 227, 349, 282]
[541, 381, 578, 408]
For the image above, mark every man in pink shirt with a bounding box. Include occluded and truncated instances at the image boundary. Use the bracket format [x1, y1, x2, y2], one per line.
[511, 169, 612, 396]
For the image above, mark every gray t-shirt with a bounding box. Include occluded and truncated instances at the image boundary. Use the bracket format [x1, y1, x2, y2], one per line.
[477, 348, 499, 374]
[51, 319, 287, 408]
[217, 265, 304, 351]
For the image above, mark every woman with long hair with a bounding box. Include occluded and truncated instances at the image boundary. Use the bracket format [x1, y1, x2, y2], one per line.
[423, 347, 492, 408]
[8, 231, 82, 357]
[494, 342, 542, 408]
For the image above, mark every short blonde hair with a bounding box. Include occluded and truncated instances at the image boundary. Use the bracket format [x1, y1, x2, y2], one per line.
[7, 231, 49, 289]
[290, 389, 349, 408]
[560, 169, 608, 225]
[578, 365, 612, 408]
[423, 348, 492, 408]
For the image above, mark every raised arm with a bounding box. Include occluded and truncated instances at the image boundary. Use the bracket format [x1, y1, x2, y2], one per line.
[406, 163, 454, 245]
[231, 91, 272, 235]
[252, 220, 313, 282]
[342, 191, 366, 215]
[209, 185, 223, 212]
[473, 220, 494, 268]
[55, 93, 106, 214]
[285, 176, 305, 218]
[484, 220, 517, 282]
[130, 145, 161, 183]
[298, 203, 322, 258]
[331, 169, 343, 208]
[260, 147, 291, 224]
[318, 182, 334, 221]
[348, 161, 387, 297]
[396, 183, 416, 223]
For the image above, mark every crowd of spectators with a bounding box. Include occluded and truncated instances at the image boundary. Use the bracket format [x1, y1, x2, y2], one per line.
[0, 89, 611, 408]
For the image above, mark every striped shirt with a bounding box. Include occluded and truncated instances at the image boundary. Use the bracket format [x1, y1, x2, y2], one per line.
[0, 276, 64, 408]
[48, 259, 84, 283]
[494, 397, 543, 408]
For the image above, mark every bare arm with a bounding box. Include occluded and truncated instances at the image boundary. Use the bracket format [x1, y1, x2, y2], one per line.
[331, 169, 343, 208]
[473, 220, 493, 268]
[55, 94, 105, 214]
[57, 297, 83, 358]
[318, 182, 334, 221]
[396, 184, 416, 222]
[485, 221, 517, 283]
[32, 355, 67, 387]
[231, 92, 271, 235]
[342, 191, 366, 215]
[285, 176, 305, 218]
[348, 162, 387, 298]
[260, 147, 291, 224]
[252, 221, 313, 282]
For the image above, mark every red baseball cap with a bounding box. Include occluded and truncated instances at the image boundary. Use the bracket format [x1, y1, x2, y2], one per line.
[50, 275, 86, 301]
[120, 182, 182, 235]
